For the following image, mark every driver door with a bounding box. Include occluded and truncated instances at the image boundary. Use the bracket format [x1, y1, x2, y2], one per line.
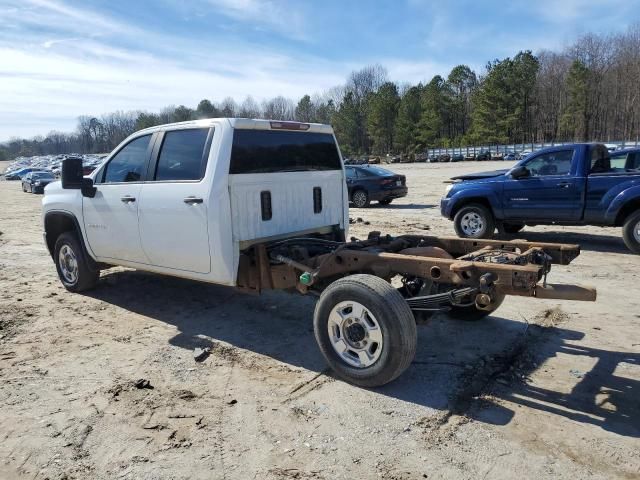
[82, 134, 154, 263]
[502, 149, 582, 221]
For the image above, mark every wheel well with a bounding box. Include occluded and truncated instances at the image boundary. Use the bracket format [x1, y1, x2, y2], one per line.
[451, 197, 493, 219]
[44, 213, 79, 258]
[614, 199, 640, 226]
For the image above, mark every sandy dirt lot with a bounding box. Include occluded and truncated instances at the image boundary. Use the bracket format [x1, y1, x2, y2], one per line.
[0, 160, 638, 479]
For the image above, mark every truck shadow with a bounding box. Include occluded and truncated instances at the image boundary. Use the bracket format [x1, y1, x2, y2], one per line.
[498, 230, 629, 254]
[87, 269, 639, 438]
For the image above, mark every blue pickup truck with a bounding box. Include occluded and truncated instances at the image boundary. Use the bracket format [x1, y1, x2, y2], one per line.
[440, 143, 640, 253]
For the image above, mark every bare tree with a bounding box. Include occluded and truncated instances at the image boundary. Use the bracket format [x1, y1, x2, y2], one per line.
[238, 96, 262, 118]
[262, 96, 294, 120]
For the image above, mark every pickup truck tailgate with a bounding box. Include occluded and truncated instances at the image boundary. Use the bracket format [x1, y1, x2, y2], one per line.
[229, 170, 345, 243]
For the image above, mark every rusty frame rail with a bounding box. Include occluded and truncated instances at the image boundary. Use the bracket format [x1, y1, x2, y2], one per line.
[236, 234, 596, 302]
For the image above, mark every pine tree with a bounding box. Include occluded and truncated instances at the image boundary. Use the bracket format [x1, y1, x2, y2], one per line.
[367, 82, 400, 153]
[560, 60, 589, 140]
[394, 85, 423, 152]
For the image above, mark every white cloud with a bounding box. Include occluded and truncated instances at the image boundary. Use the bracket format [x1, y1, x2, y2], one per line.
[205, 0, 307, 40]
[0, 0, 347, 140]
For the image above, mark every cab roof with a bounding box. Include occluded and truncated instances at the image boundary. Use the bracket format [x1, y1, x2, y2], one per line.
[136, 118, 334, 135]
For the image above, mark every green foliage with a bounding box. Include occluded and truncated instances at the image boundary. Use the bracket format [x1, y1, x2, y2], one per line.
[295, 95, 314, 122]
[196, 99, 218, 119]
[332, 92, 360, 154]
[394, 85, 423, 152]
[418, 76, 451, 146]
[560, 60, 589, 140]
[172, 105, 195, 122]
[367, 82, 400, 153]
[471, 51, 539, 144]
[135, 112, 161, 130]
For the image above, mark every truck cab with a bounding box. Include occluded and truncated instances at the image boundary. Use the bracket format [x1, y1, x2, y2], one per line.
[42, 119, 348, 288]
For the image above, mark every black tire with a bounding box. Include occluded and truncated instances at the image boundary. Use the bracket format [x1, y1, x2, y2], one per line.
[503, 223, 524, 234]
[447, 293, 505, 321]
[622, 210, 640, 254]
[453, 203, 495, 239]
[22, 184, 26, 192]
[314, 274, 417, 387]
[351, 189, 370, 208]
[379, 199, 392, 206]
[54, 232, 99, 292]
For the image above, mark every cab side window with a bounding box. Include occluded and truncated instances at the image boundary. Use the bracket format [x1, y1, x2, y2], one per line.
[154, 129, 210, 181]
[610, 153, 627, 170]
[102, 135, 152, 183]
[525, 150, 574, 177]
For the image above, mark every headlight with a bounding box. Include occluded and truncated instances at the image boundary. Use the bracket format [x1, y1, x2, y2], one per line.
[444, 184, 454, 196]
[35, 181, 41, 185]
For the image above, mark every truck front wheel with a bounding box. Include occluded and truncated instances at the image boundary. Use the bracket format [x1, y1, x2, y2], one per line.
[54, 232, 99, 292]
[622, 210, 640, 254]
[314, 274, 417, 387]
[453, 203, 495, 238]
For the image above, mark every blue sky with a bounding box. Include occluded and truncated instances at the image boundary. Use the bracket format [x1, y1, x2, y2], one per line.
[1, 0, 638, 141]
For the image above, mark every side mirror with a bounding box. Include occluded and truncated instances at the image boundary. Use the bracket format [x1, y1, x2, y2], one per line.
[61, 157, 97, 198]
[61, 157, 84, 189]
[510, 165, 530, 179]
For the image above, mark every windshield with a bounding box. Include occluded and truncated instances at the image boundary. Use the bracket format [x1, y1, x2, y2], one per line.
[230, 129, 342, 174]
[32, 172, 54, 179]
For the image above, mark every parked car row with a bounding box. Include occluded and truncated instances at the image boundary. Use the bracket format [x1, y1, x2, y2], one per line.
[2, 153, 107, 182]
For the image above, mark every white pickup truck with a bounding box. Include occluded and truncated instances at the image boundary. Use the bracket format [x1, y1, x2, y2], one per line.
[43, 118, 596, 387]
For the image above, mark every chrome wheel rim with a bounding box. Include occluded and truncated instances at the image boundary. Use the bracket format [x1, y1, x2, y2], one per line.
[353, 191, 367, 207]
[460, 212, 484, 237]
[327, 301, 383, 368]
[58, 245, 78, 284]
[634, 220, 640, 243]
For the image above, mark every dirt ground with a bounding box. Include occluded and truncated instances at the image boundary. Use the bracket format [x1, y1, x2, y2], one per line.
[0, 160, 638, 480]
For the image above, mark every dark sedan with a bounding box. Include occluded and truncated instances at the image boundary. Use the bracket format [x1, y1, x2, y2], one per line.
[22, 171, 56, 193]
[345, 165, 407, 207]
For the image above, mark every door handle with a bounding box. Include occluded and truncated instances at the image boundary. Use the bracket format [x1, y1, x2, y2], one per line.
[557, 182, 571, 188]
[120, 195, 136, 203]
[184, 196, 203, 204]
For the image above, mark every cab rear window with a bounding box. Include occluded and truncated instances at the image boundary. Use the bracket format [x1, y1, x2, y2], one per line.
[230, 130, 341, 174]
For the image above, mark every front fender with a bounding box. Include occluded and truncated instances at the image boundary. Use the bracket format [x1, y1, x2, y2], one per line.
[445, 186, 502, 219]
[604, 184, 640, 223]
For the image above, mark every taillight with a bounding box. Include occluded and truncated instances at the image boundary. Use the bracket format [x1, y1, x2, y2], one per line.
[380, 178, 394, 185]
[270, 121, 310, 131]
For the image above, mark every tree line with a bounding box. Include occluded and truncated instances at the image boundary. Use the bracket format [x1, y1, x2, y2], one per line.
[2, 25, 639, 161]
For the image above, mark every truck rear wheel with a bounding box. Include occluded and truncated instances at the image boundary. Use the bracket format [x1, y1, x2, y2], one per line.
[314, 274, 417, 387]
[54, 232, 99, 292]
[453, 203, 495, 238]
[622, 210, 640, 254]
